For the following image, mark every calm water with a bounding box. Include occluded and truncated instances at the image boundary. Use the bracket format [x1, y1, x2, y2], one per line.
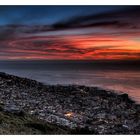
[0, 60, 140, 103]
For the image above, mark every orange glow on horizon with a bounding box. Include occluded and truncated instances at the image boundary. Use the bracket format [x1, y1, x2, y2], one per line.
[1, 34, 140, 60]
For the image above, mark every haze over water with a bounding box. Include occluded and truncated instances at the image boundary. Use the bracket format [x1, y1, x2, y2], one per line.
[0, 60, 140, 103]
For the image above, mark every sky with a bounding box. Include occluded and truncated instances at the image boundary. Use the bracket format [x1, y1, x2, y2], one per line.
[0, 6, 140, 60]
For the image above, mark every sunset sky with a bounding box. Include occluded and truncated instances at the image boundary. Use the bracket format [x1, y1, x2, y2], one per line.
[0, 6, 140, 60]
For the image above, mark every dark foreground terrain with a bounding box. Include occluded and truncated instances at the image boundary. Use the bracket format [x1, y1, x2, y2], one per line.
[0, 106, 69, 134]
[0, 72, 140, 134]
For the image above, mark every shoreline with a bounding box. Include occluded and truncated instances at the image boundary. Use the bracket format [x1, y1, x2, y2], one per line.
[1, 71, 138, 103]
[0, 72, 140, 134]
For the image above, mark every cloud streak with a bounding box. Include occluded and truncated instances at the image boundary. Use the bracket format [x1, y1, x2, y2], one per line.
[0, 6, 140, 60]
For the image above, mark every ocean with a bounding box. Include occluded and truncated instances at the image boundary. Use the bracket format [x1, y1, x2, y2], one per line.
[0, 60, 140, 103]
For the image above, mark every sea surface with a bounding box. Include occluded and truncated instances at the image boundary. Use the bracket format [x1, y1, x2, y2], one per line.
[0, 60, 140, 103]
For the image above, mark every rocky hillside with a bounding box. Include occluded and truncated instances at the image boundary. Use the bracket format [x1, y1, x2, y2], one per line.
[0, 105, 69, 134]
[0, 72, 140, 134]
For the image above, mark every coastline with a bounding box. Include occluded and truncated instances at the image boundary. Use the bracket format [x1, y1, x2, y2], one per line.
[0, 72, 140, 134]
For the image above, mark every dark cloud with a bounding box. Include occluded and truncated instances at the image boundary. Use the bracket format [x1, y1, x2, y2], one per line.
[1, 6, 140, 40]
[0, 6, 140, 60]
[52, 7, 140, 30]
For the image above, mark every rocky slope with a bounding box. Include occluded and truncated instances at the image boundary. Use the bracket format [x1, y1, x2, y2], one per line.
[0, 72, 140, 134]
[0, 106, 69, 134]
